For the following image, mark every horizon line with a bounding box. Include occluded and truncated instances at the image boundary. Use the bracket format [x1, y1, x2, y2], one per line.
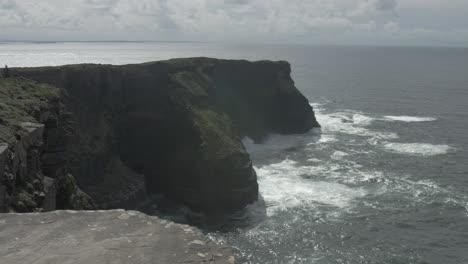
[1, 40, 467, 49]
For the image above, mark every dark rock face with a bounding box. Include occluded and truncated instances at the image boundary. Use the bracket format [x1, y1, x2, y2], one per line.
[0, 78, 94, 213]
[11, 58, 319, 214]
[0, 210, 236, 264]
[204, 59, 320, 141]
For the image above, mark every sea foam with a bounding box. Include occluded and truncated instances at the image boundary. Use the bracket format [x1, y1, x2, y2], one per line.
[255, 159, 366, 216]
[313, 109, 398, 141]
[384, 116, 437, 122]
[383, 143, 453, 156]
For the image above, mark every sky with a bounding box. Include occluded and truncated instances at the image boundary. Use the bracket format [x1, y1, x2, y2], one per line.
[1, 0, 468, 46]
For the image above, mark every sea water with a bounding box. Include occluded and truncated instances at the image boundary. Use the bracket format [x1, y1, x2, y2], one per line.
[2, 42, 467, 264]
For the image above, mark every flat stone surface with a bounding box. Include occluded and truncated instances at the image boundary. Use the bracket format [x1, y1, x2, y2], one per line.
[0, 210, 235, 264]
[19, 122, 45, 133]
[0, 143, 7, 154]
[19, 122, 44, 147]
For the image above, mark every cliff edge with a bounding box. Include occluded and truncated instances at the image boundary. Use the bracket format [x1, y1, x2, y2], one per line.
[1, 58, 319, 214]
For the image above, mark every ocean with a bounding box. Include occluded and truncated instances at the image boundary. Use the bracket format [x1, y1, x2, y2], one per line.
[1, 42, 467, 264]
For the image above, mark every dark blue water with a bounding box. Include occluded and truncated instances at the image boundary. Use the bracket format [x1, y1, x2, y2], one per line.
[2, 43, 468, 263]
[209, 46, 468, 264]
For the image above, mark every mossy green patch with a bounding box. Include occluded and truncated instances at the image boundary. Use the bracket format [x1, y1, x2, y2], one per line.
[192, 107, 243, 160]
[172, 71, 210, 97]
[0, 77, 60, 143]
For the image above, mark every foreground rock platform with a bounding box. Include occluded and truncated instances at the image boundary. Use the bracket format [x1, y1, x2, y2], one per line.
[0, 210, 235, 264]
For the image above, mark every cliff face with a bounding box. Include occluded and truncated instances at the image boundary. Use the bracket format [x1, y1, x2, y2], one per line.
[0, 78, 94, 213]
[3, 58, 319, 214]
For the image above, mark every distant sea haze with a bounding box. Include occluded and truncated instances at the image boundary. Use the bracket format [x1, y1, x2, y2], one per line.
[2, 42, 468, 264]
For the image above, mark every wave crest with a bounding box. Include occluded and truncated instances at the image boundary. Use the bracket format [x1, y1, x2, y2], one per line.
[384, 116, 437, 122]
[383, 143, 453, 156]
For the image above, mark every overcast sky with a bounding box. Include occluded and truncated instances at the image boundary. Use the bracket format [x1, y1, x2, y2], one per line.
[1, 0, 468, 46]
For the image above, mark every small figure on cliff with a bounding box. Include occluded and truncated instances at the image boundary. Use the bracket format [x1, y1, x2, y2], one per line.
[3, 65, 10, 78]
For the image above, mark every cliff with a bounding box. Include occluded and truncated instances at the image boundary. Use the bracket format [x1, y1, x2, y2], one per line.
[0, 78, 93, 213]
[1, 58, 319, 215]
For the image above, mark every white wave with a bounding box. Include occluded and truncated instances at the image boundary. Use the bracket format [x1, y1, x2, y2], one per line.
[383, 142, 453, 156]
[307, 159, 384, 185]
[314, 110, 398, 140]
[330, 151, 348, 160]
[318, 134, 338, 144]
[242, 130, 327, 155]
[352, 114, 374, 126]
[309, 102, 324, 108]
[384, 116, 437, 122]
[309, 101, 332, 109]
[255, 159, 366, 216]
[310, 102, 394, 140]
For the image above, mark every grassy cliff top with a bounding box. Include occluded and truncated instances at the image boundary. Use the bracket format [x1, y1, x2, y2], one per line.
[0, 77, 60, 144]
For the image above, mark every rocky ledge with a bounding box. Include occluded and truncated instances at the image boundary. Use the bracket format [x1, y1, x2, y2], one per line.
[0, 210, 235, 264]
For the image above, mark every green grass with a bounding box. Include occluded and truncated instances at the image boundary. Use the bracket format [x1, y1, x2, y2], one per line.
[172, 71, 209, 97]
[0, 77, 60, 143]
[192, 107, 243, 160]
[170, 68, 245, 160]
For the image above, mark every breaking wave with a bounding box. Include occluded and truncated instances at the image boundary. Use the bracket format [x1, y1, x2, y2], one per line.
[383, 142, 453, 156]
[384, 116, 437, 122]
[254, 159, 367, 216]
[312, 105, 399, 141]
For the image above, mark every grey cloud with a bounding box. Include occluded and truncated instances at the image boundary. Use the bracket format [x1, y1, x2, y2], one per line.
[0, 0, 15, 9]
[375, 0, 398, 11]
[0, 0, 467, 46]
[224, 0, 252, 5]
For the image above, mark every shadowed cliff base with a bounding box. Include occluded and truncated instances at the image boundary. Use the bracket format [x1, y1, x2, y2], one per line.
[1, 58, 320, 217]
